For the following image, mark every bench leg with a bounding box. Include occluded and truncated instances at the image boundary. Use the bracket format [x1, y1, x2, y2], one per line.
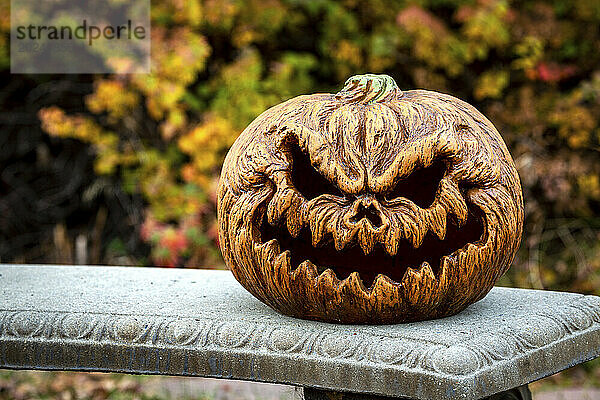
[297, 385, 532, 400]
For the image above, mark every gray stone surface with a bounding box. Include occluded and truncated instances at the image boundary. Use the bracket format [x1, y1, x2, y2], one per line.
[0, 265, 599, 400]
[144, 376, 298, 400]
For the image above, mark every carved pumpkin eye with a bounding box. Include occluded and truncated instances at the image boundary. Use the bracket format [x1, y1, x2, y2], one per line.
[385, 159, 447, 208]
[288, 140, 344, 199]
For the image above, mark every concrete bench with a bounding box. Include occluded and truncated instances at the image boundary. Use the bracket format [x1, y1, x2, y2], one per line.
[1, 265, 599, 399]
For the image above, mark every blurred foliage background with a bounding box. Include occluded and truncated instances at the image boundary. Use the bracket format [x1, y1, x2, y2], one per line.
[3, 0, 599, 291]
[1, 0, 599, 287]
[2, 0, 600, 286]
[1, 0, 600, 393]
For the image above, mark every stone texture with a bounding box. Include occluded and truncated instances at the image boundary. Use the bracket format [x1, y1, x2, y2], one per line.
[144, 376, 298, 400]
[0, 265, 599, 400]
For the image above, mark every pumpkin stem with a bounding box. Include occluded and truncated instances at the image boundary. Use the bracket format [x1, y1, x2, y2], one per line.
[335, 74, 402, 104]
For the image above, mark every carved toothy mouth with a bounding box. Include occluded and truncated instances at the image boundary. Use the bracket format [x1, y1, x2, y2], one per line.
[251, 140, 489, 289]
[258, 206, 485, 287]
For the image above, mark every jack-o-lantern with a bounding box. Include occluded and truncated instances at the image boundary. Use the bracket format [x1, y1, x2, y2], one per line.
[217, 74, 523, 324]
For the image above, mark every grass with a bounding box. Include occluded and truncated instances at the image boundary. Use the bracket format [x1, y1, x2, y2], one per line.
[0, 370, 213, 400]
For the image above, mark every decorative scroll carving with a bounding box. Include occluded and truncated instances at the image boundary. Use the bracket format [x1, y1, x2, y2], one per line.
[2, 294, 599, 376]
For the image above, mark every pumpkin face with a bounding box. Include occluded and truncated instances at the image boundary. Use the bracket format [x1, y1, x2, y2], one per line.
[217, 74, 523, 324]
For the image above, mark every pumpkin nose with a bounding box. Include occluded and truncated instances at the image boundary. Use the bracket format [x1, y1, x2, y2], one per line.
[348, 197, 383, 228]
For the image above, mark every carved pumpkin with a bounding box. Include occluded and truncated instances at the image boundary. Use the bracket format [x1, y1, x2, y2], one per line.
[217, 74, 523, 324]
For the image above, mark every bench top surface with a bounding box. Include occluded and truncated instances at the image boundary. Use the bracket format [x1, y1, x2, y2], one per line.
[1, 264, 599, 400]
